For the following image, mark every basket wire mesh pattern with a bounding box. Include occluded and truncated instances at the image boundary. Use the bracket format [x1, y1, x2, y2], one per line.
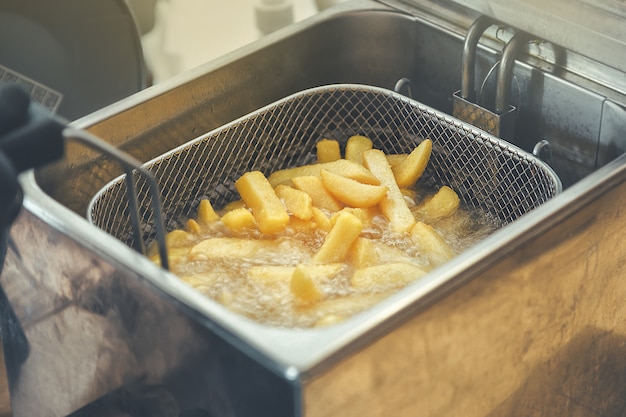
[88, 84, 561, 250]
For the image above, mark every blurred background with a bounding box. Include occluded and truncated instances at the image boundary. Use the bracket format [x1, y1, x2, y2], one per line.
[0, 0, 344, 121]
[140, 0, 326, 84]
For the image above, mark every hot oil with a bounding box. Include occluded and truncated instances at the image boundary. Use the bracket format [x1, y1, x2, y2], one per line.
[165, 187, 503, 328]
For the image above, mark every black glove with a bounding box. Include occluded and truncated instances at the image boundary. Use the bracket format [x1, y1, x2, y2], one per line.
[0, 84, 65, 232]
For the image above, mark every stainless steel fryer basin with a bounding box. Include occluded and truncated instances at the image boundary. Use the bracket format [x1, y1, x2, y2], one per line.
[1, 1, 626, 416]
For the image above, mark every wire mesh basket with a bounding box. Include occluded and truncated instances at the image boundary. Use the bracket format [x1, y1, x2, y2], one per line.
[88, 84, 561, 252]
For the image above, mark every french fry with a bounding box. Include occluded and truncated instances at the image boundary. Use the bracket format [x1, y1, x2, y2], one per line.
[386, 154, 408, 171]
[235, 171, 290, 233]
[416, 185, 460, 221]
[292, 175, 343, 212]
[348, 237, 380, 269]
[190, 237, 287, 260]
[180, 272, 220, 288]
[316, 138, 341, 163]
[290, 265, 324, 306]
[362, 149, 416, 233]
[330, 207, 378, 228]
[268, 159, 380, 187]
[150, 247, 191, 268]
[275, 184, 313, 220]
[221, 207, 256, 231]
[320, 169, 387, 208]
[348, 237, 415, 269]
[392, 139, 432, 188]
[165, 229, 193, 247]
[247, 265, 294, 284]
[351, 262, 427, 289]
[186, 219, 202, 234]
[313, 211, 363, 263]
[309, 292, 393, 321]
[289, 216, 318, 232]
[410, 221, 456, 265]
[311, 206, 332, 231]
[197, 199, 219, 225]
[345, 135, 373, 165]
[223, 199, 246, 211]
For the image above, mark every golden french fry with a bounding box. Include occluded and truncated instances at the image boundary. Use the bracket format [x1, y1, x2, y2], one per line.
[290, 265, 324, 306]
[275, 184, 313, 220]
[362, 149, 416, 233]
[416, 185, 460, 221]
[351, 262, 427, 289]
[247, 265, 294, 284]
[289, 216, 318, 232]
[235, 171, 290, 233]
[311, 206, 332, 231]
[330, 207, 378, 229]
[348, 237, 379, 269]
[393, 139, 432, 188]
[190, 237, 287, 260]
[223, 199, 246, 211]
[221, 207, 256, 231]
[180, 272, 220, 288]
[186, 218, 202, 234]
[165, 229, 193, 247]
[348, 237, 415, 269]
[316, 138, 341, 163]
[410, 221, 456, 265]
[386, 154, 408, 171]
[309, 292, 393, 320]
[320, 169, 387, 208]
[313, 211, 363, 263]
[268, 159, 380, 187]
[150, 247, 191, 268]
[197, 199, 219, 225]
[345, 135, 373, 165]
[292, 176, 343, 212]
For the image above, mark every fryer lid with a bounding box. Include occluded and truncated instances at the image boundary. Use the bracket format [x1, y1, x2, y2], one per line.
[87, 84, 561, 250]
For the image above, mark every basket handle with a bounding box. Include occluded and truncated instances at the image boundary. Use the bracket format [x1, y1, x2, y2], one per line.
[63, 128, 170, 270]
[0, 84, 169, 270]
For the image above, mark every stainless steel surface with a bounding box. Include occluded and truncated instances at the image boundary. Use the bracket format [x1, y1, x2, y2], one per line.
[452, 16, 519, 139]
[452, 92, 516, 139]
[2, 207, 294, 417]
[0, 64, 63, 113]
[394, 0, 626, 74]
[88, 84, 559, 253]
[1, 0, 626, 416]
[494, 31, 529, 115]
[459, 15, 492, 102]
[63, 127, 169, 269]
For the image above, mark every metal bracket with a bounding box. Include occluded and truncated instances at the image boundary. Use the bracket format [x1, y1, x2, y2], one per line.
[453, 16, 529, 141]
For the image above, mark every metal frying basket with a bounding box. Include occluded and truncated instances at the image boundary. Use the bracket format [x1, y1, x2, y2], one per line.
[88, 84, 561, 253]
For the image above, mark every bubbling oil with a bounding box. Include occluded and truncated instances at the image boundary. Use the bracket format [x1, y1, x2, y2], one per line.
[163, 185, 502, 329]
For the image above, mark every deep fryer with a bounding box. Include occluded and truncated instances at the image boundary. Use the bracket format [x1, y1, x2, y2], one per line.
[1, 0, 625, 416]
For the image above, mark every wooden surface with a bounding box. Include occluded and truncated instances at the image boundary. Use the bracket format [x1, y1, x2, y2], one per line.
[304, 175, 626, 416]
